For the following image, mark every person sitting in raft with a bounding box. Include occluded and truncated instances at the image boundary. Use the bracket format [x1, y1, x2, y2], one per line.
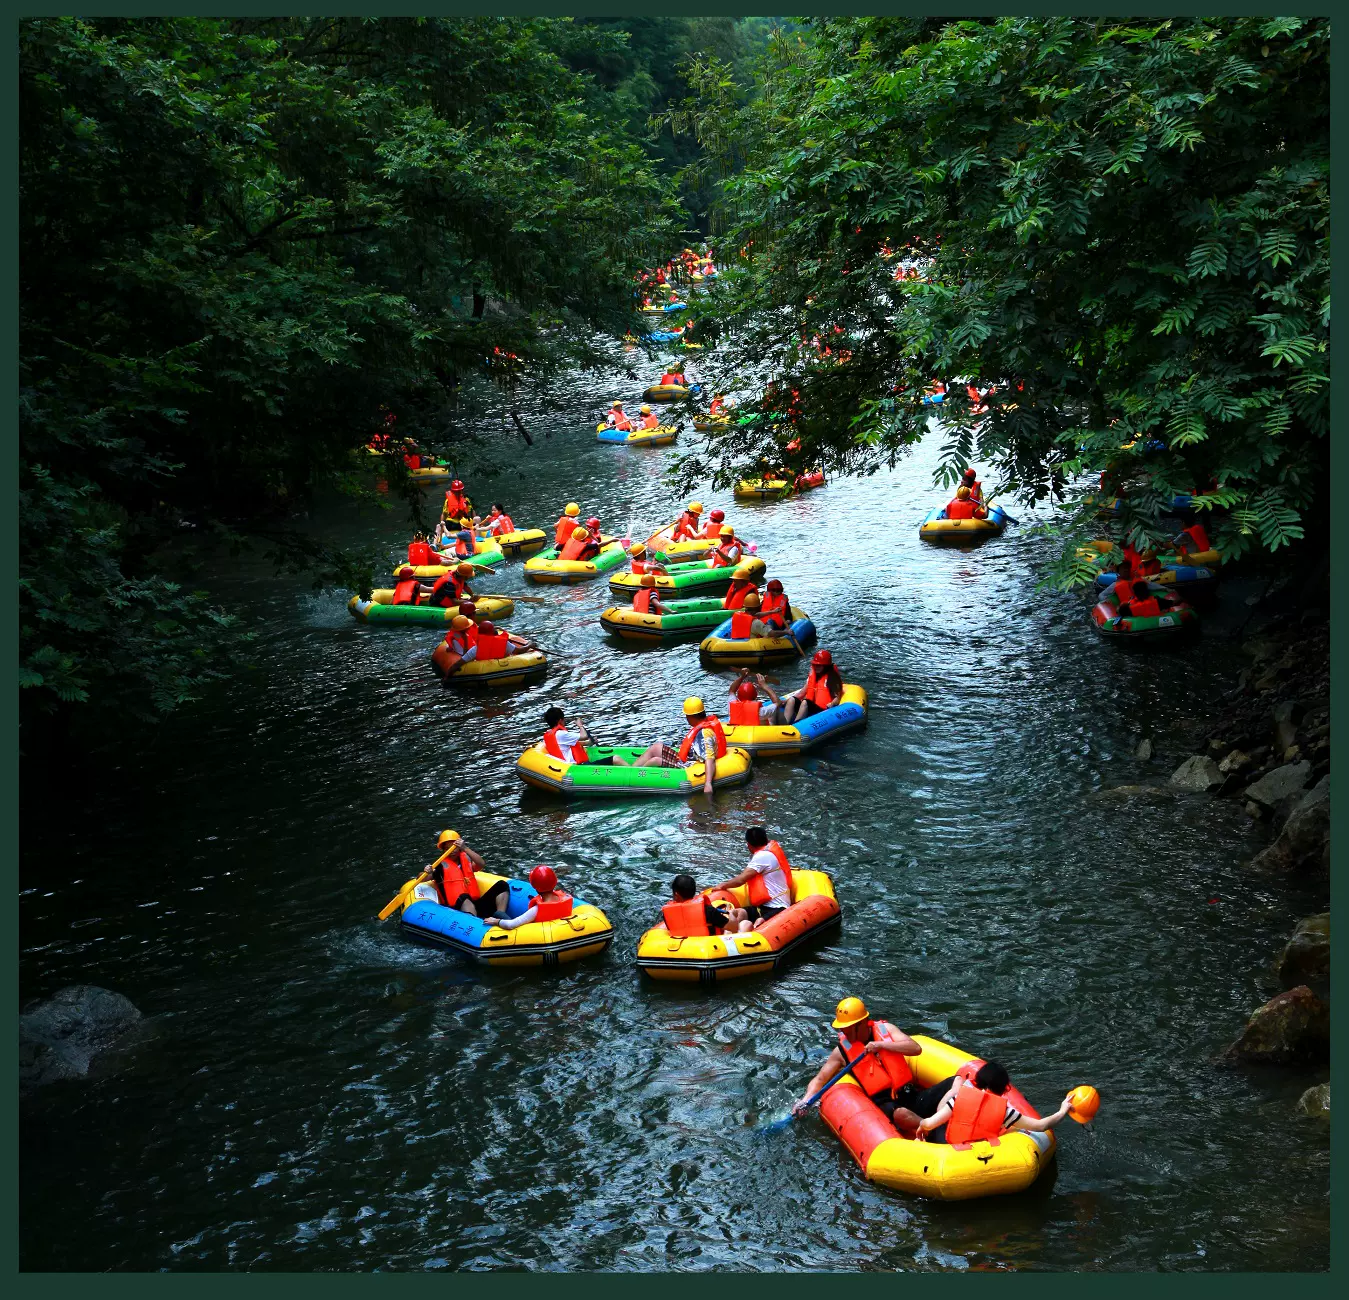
[960, 467, 984, 502]
[451, 526, 478, 559]
[708, 394, 726, 417]
[632, 574, 668, 615]
[559, 526, 600, 563]
[661, 873, 737, 938]
[944, 485, 988, 520]
[780, 649, 843, 723]
[709, 524, 744, 568]
[554, 502, 582, 548]
[442, 479, 471, 522]
[1115, 579, 1178, 620]
[1170, 521, 1211, 559]
[421, 561, 476, 607]
[494, 865, 574, 931]
[759, 578, 790, 630]
[606, 401, 633, 432]
[473, 620, 535, 661]
[416, 830, 509, 921]
[721, 564, 761, 611]
[540, 706, 682, 773]
[438, 615, 479, 678]
[1120, 541, 1162, 577]
[627, 543, 667, 576]
[658, 369, 685, 387]
[671, 501, 704, 541]
[912, 1060, 1076, 1144]
[710, 827, 794, 930]
[699, 508, 727, 540]
[638, 404, 660, 430]
[727, 591, 772, 640]
[407, 532, 434, 567]
[485, 504, 515, 536]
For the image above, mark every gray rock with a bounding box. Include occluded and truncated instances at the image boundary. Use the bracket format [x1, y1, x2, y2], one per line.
[1273, 718, 1299, 753]
[1086, 784, 1176, 804]
[1272, 700, 1298, 725]
[1218, 749, 1250, 775]
[19, 985, 143, 1094]
[1221, 985, 1329, 1065]
[1244, 760, 1311, 811]
[1297, 1082, 1330, 1120]
[1135, 738, 1153, 761]
[1170, 754, 1224, 792]
[1251, 777, 1330, 873]
[1277, 913, 1329, 985]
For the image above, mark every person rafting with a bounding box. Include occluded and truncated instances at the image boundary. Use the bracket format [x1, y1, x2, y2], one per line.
[485, 504, 515, 536]
[559, 526, 598, 563]
[606, 401, 633, 432]
[417, 830, 509, 921]
[539, 706, 688, 775]
[1171, 521, 1211, 558]
[494, 865, 574, 931]
[632, 574, 668, 615]
[1120, 541, 1162, 578]
[780, 649, 843, 723]
[658, 369, 685, 387]
[728, 592, 771, 640]
[442, 480, 471, 521]
[700, 508, 727, 540]
[627, 543, 667, 576]
[912, 1061, 1076, 1144]
[708, 394, 726, 417]
[671, 502, 704, 541]
[473, 620, 534, 662]
[944, 485, 988, 520]
[674, 697, 727, 795]
[960, 467, 984, 502]
[721, 564, 761, 611]
[451, 526, 477, 558]
[759, 578, 790, 630]
[709, 524, 744, 568]
[421, 560, 475, 607]
[407, 532, 434, 567]
[710, 827, 794, 929]
[436, 615, 479, 678]
[661, 874, 736, 938]
[638, 404, 660, 430]
[554, 502, 582, 548]
[1116, 579, 1176, 620]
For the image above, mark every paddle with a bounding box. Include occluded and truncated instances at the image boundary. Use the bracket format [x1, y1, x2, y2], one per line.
[378, 847, 453, 920]
[760, 1052, 864, 1133]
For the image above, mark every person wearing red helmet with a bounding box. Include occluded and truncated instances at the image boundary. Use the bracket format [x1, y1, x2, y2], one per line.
[700, 508, 727, 541]
[759, 577, 790, 630]
[495, 865, 575, 930]
[728, 669, 787, 725]
[960, 467, 984, 503]
[781, 649, 843, 723]
[442, 479, 471, 521]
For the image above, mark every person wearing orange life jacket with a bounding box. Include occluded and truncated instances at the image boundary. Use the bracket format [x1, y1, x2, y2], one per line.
[913, 1059, 1074, 1144]
[944, 485, 988, 521]
[484, 504, 516, 537]
[472, 620, 534, 662]
[709, 394, 726, 416]
[727, 669, 787, 727]
[436, 615, 479, 678]
[759, 578, 790, 630]
[421, 561, 475, 608]
[391, 578, 420, 606]
[553, 503, 582, 547]
[539, 706, 669, 771]
[559, 526, 595, 563]
[711, 827, 795, 929]
[674, 697, 727, 794]
[780, 649, 843, 723]
[960, 467, 984, 502]
[606, 401, 633, 432]
[708, 524, 743, 568]
[626, 543, 667, 576]
[414, 830, 509, 921]
[1170, 521, 1211, 558]
[1120, 542, 1161, 577]
[661, 873, 736, 938]
[670, 502, 704, 542]
[658, 370, 685, 387]
[631, 574, 668, 616]
[450, 527, 478, 559]
[442, 480, 471, 521]
[698, 508, 727, 541]
[638, 404, 660, 430]
[721, 563, 761, 611]
[1116, 579, 1171, 621]
[728, 592, 771, 641]
[494, 865, 575, 930]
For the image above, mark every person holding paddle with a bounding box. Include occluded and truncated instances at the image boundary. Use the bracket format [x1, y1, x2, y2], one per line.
[410, 830, 509, 921]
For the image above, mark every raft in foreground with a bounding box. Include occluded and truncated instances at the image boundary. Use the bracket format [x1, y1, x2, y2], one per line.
[821, 1034, 1056, 1201]
[636, 869, 841, 983]
[516, 744, 753, 798]
[698, 608, 816, 668]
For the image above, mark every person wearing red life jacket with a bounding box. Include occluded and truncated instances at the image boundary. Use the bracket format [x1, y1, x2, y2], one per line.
[1117, 579, 1166, 620]
[671, 502, 704, 542]
[626, 543, 667, 576]
[711, 827, 795, 929]
[709, 524, 743, 568]
[661, 873, 736, 938]
[700, 508, 727, 541]
[485, 504, 515, 537]
[960, 467, 984, 502]
[759, 578, 790, 630]
[659, 370, 684, 387]
[554, 502, 582, 548]
[913, 1059, 1074, 1144]
[638, 404, 660, 430]
[451, 527, 478, 559]
[559, 526, 596, 563]
[410, 830, 509, 921]
[421, 561, 475, 608]
[632, 574, 667, 616]
[721, 564, 761, 611]
[780, 649, 844, 723]
[391, 578, 420, 606]
[1171, 522, 1211, 558]
[1120, 542, 1161, 577]
[606, 401, 633, 432]
[673, 697, 727, 794]
[728, 669, 788, 727]
[728, 592, 771, 641]
[407, 533, 434, 567]
[709, 394, 726, 416]
[442, 480, 471, 522]
[539, 706, 671, 772]
[945, 485, 988, 521]
[437, 615, 479, 678]
[495, 865, 575, 931]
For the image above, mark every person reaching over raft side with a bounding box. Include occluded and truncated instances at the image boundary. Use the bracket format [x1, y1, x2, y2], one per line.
[671, 501, 704, 541]
[710, 827, 794, 930]
[944, 484, 987, 520]
[779, 649, 843, 723]
[494, 865, 573, 931]
[911, 1061, 1076, 1144]
[632, 574, 668, 615]
[638, 404, 660, 430]
[554, 502, 582, 548]
[413, 830, 509, 922]
[700, 508, 727, 540]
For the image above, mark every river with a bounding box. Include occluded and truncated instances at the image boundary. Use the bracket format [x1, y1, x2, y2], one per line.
[19, 399, 1330, 1271]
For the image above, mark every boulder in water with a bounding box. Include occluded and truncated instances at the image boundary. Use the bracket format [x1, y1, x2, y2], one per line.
[1276, 913, 1329, 986]
[1170, 755, 1223, 792]
[1297, 1081, 1330, 1120]
[1250, 777, 1329, 874]
[1244, 760, 1311, 812]
[1222, 985, 1329, 1066]
[19, 985, 143, 1094]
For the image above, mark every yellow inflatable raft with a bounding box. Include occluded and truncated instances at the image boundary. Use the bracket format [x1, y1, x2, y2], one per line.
[492, 527, 548, 559]
[693, 416, 730, 431]
[515, 743, 753, 798]
[347, 592, 515, 625]
[596, 423, 678, 447]
[698, 606, 815, 668]
[819, 1035, 1056, 1201]
[524, 536, 629, 585]
[643, 384, 691, 402]
[635, 869, 841, 984]
[431, 642, 548, 687]
[724, 684, 868, 756]
[918, 503, 1010, 544]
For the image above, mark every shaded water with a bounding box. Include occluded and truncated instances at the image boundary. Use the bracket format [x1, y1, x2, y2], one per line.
[20, 402, 1329, 1271]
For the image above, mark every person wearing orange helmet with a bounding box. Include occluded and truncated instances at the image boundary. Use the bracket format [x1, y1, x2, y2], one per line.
[626, 543, 667, 576]
[631, 573, 667, 616]
[421, 560, 476, 608]
[780, 649, 843, 723]
[436, 614, 479, 679]
[494, 865, 574, 930]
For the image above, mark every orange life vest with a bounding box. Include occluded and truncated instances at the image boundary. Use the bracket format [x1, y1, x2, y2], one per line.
[659, 373, 681, 386]
[946, 1084, 1009, 1144]
[1180, 523, 1210, 554]
[662, 895, 712, 937]
[559, 534, 589, 562]
[404, 453, 422, 470]
[392, 579, 419, 606]
[475, 631, 510, 660]
[747, 839, 793, 906]
[443, 491, 469, 519]
[408, 541, 432, 566]
[530, 892, 573, 923]
[543, 724, 588, 764]
[722, 581, 755, 610]
[801, 667, 839, 710]
[671, 513, 700, 540]
[839, 1021, 915, 1098]
[728, 698, 762, 726]
[1124, 596, 1162, 619]
[426, 576, 459, 608]
[488, 513, 514, 536]
[710, 397, 725, 415]
[730, 611, 759, 640]
[710, 542, 740, 568]
[640, 414, 659, 429]
[677, 716, 728, 763]
[445, 623, 477, 656]
[611, 414, 633, 432]
[632, 588, 658, 615]
[437, 850, 479, 903]
[555, 516, 578, 547]
[453, 536, 474, 558]
[946, 499, 978, 519]
[760, 591, 789, 626]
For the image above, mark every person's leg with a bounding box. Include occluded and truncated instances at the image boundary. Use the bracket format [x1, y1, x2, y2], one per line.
[889, 1106, 922, 1136]
[908, 1075, 959, 1119]
[475, 887, 509, 920]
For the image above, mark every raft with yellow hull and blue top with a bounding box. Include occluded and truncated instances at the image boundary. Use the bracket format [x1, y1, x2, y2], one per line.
[723, 684, 869, 757]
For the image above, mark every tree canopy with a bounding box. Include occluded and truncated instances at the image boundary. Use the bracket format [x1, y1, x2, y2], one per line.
[679, 16, 1329, 583]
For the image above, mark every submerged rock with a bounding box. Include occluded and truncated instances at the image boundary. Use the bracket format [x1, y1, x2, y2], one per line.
[1170, 754, 1223, 791]
[19, 985, 143, 1094]
[1134, 738, 1153, 761]
[1087, 784, 1176, 803]
[1222, 985, 1330, 1066]
[1277, 914, 1330, 986]
[1297, 1081, 1330, 1120]
[1244, 760, 1311, 812]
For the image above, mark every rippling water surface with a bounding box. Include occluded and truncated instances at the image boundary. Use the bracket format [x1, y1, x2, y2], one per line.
[20, 398, 1330, 1271]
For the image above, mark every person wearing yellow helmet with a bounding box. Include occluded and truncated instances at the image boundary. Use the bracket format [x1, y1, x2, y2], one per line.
[638, 403, 660, 431]
[606, 401, 633, 433]
[553, 502, 583, 548]
[671, 501, 704, 542]
[709, 522, 744, 568]
[560, 525, 596, 563]
[627, 542, 667, 577]
[673, 696, 728, 794]
[411, 830, 508, 920]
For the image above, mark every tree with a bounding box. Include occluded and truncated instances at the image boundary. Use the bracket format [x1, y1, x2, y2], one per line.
[681, 16, 1329, 583]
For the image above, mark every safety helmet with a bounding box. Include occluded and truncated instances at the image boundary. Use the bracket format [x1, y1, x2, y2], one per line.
[572, 526, 589, 541]
[451, 480, 464, 490]
[683, 696, 705, 716]
[732, 564, 757, 580]
[719, 524, 735, 537]
[742, 592, 761, 610]
[459, 517, 473, 528]
[812, 649, 833, 668]
[962, 467, 977, 480]
[629, 543, 646, 558]
[639, 574, 657, 587]
[766, 579, 783, 593]
[478, 621, 496, 635]
[455, 562, 474, 576]
[611, 400, 623, 408]
[640, 404, 652, 414]
[529, 865, 558, 894]
[688, 502, 704, 514]
[437, 829, 461, 848]
[709, 509, 725, 522]
[956, 485, 971, 500]
[565, 503, 580, 516]
[586, 517, 601, 530]
[832, 996, 868, 1030]
[451, 615, 472, 630]
[458, 601, 477, 618]
[736, 681, 758, 701]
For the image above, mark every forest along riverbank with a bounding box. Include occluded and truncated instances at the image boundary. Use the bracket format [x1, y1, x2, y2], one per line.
[18, 416, 1330, 1270]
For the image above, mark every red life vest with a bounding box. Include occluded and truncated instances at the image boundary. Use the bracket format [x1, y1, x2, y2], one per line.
[801, 668, 839, 710]
[662, 895, 712, 937]
[426, 576, 457, 608]
[408, 541, 433, 566]
[632, 588, 658, 614]
[475, 631, 510, 660]
[530, 892, 573, 923]
[404, 453, 422, 470]
[760, 592, 789, 627]
[728, 698, 762, 726]
[677, 716, 728, 763]
[946, 499, 978, 520]
[443, 491, 469, 518]
[701, 520, 724, 539]
[946, 1084, 1009, 1144]
[722, 581, 755, 610]
[555, 516, 578, 547]
[438, 850, 479, 903]
[543, 724, 588, 765]
[746, 839, 793, 906]
[1181, 523, 1210, 554]
[709, 397, 725, 415]
[671, 513, 699, 540]
[1125, 596, 1162, 619]
[560, 534, 589, 562]
[710, 542, 740, 568]
[730, 611, 759, 640]
[838, 1020, 915, 1097]
[445, 625, 477, 657]
[659, 373, 680, 386]
[392, 579, 419, 606]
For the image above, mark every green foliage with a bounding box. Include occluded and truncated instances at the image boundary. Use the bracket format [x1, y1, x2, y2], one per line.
[683, 16, 1329, 578]
[20, 16, 679, 729]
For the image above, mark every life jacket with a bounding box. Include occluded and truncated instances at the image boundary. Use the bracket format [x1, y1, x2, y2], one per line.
[475, 631, 510, 660]
[1124, 596, 1162, 619]
[632, 588, 658, 615]
[443, 491, 469, 519]
[710, 542, 740, 568]
[555, 516, 578, 547]
[701, 519, 725, 540]
[437, 849, 479, 903]
[640, 414, 659, 429]
[1180, 523, 1210, 554]
[671, 513, 699, 541]
[760, 591, 789, 627]
[488, 513, 514, 536]
[730, 611, 759, 640]
[404, 453, 422, 470]
[1124, 546, 1161, 576]
[946, 499, 978, 520]
[838, 1020, 915, 1098]
[709, 397, 725, 415]
[560, 534, 590, 562]
[392, 579, 419, 606]
[426, 576, 458, 608]
[728, 698, 762, 727]
[408, 541, 433, 566]
[612, 414, 633, 432]
[747, 839, 793, 906]
[530, 892, 573, 923]
[677, 716, 728, 763]
[662, 895, 711, 937]
[801, 667, 839, 710]
[659, 373, 680, 386]
[445, 624, 478, 657]
[543, 724, 588, 765]
[722, 580, 755, 610]
[946, 1084, 1009, 1144]
[453, 536, 474, 558]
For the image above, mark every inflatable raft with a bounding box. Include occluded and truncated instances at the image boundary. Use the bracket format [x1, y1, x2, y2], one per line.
[395, 873, 613, 968]
[918, 504, 1010, 544]
[724, 684, 868, 757]
[820, 1034, 1056, 1201]
[599, 595, 732, 644]
[692, 416, 730, 432]
[408, 465, 451, 485]
[698, 608, 816, 668]
[431, 642, 548, 687]
[608, 559, 737, 601]
[635, 869, 841, 984]
[516, 743, 753, 798]
[1090, 583, 1199, 644]
[643, 523, 723, 563]
[492, 528, 548, 559]
[1079, 540, 1218, 602]
[596, 424, 678, 447]
[734, 471, 825, 501]
[347, 592, 515, 625]
[643, 384, 691, 402]
[525, 537, 630, 585]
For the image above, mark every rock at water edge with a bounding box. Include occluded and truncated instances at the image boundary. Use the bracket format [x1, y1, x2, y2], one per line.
[1277, 913, 1330, 986]
[1250, 777, 1330, 874]
[1170, 754, 1223, 792]
[19, 985, 143, 1093]
[1222, 985, 1330, 1066]
[1244, 760, 1311, 812]
[1297, 1082, 1330, 1120]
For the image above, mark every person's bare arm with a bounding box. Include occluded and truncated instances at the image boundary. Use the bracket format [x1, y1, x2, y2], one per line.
[793, 1046, 848, 1112]
[1008, 1094, 1073, 1133]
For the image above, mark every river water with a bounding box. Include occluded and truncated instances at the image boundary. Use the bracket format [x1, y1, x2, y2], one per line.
[19, 398, 1330, 1271]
